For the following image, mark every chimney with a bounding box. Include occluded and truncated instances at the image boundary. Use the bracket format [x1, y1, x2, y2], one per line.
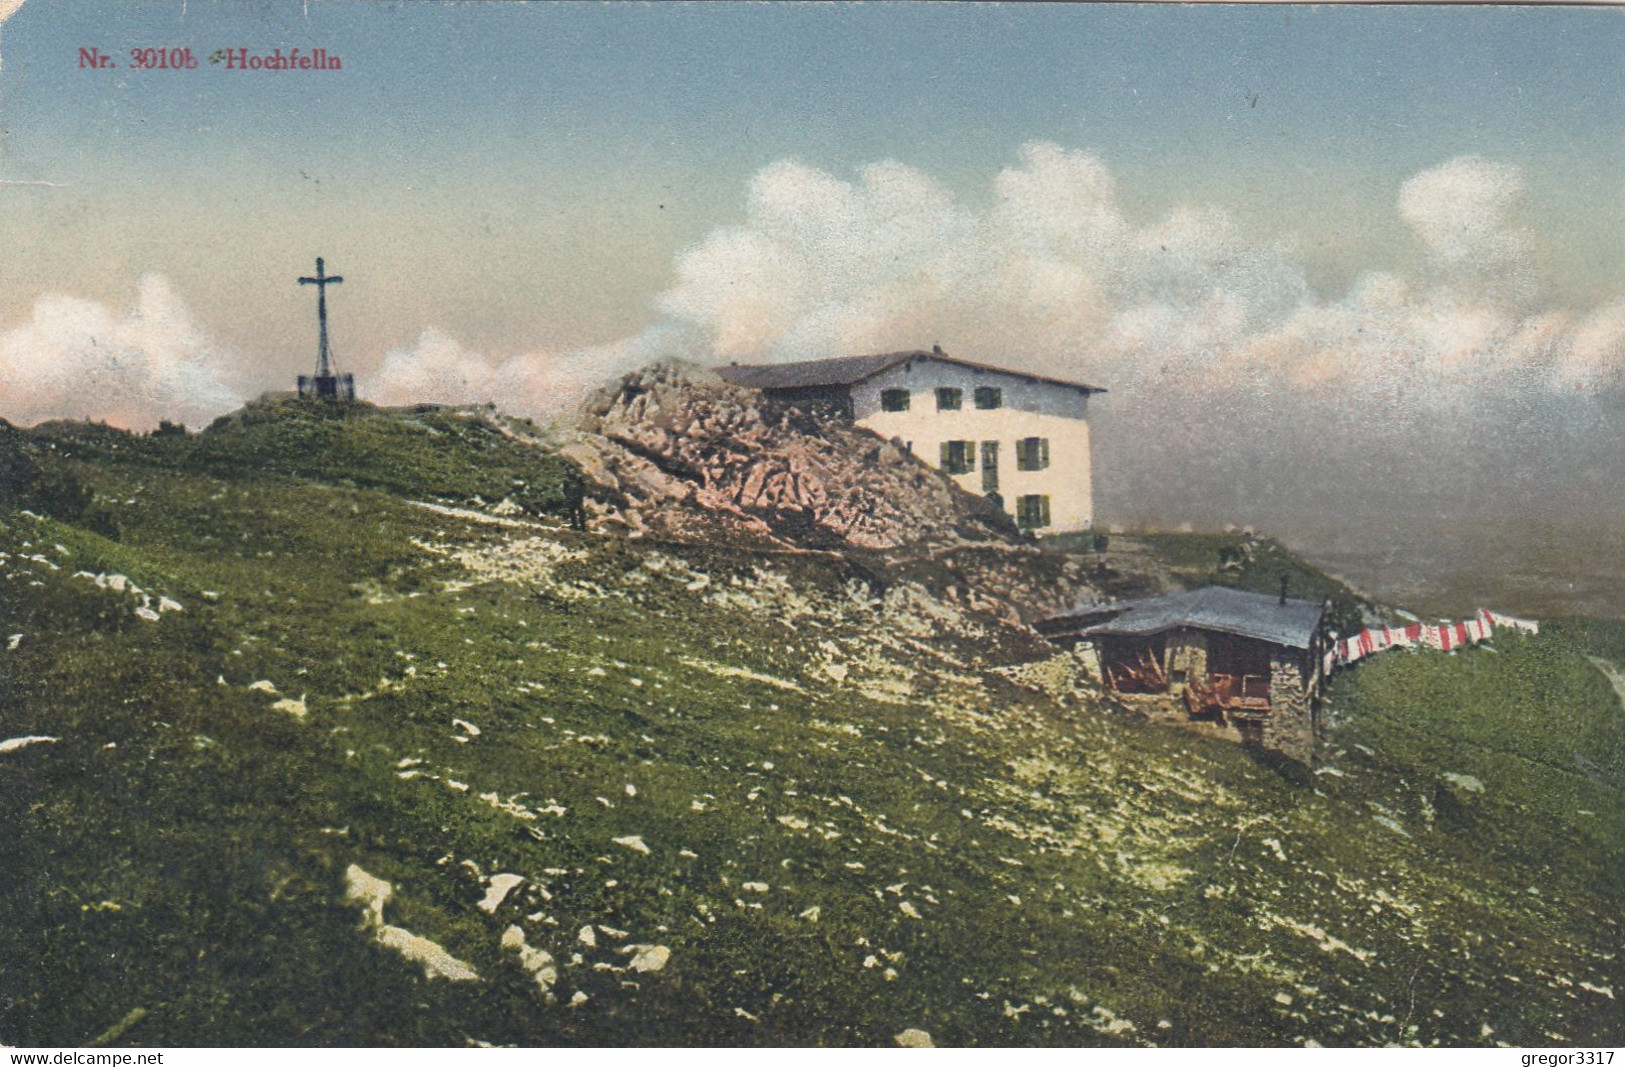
[932, 343, 942, 355]
[1279, 575, 1289, 605]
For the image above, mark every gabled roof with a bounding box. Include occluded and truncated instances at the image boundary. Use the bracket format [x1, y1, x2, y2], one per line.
[1053, 586, 1325, 650]
[715, 349, 1105, 395]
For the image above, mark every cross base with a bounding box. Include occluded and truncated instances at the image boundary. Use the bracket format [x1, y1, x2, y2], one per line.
[298, 373, 356, 401]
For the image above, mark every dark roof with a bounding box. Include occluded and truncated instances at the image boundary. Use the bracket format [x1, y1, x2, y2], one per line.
[715, 349, 1105, 395]
[1055, 586, 1325, 650]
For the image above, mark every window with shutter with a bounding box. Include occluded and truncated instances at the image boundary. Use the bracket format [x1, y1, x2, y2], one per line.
[881, 388, 911, 412]
[980, 441, 999, 493]
[935, 387, 962, 411]
[973, 387, 1002, 409]
[939, 440, 974, 474]
[1016, 494, 1052, 529]
[1016, 437, 1050, 471]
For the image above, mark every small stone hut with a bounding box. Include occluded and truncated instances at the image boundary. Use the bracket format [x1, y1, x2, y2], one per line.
[1039, 586, 1329, 760]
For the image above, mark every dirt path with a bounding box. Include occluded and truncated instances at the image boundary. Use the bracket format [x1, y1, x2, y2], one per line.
[1587, 656, 1625, 710]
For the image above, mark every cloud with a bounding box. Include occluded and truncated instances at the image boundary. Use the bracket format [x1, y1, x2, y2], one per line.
[0, 275, 244, 430]
[650, 146, 1625, 398]
[369, 322, 696, 418]
[1398, 154, 1534, 303]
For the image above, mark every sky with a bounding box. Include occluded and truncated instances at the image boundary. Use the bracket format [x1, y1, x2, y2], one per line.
[1, 1, 1622, 549]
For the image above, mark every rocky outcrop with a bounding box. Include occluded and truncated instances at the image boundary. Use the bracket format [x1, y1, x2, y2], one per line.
[565, 362, 1019, 552]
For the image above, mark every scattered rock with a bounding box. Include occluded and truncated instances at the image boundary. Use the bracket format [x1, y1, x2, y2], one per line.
[345, 864, 394, 926]
[477, 873, 525, 913]
[270, 694, 308, 719]
[622, 944, 671, 973]
[345, 863, 480, 983]
[895, 1029, 934, 1048]
[612, 835, 651, 855]
[0, 735, 58, 755]
[501, 924, 558, 998]
[377, 924, 480, 983]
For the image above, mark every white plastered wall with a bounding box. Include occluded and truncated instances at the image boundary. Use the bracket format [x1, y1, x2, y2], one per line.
[850, 358, 1096, 532]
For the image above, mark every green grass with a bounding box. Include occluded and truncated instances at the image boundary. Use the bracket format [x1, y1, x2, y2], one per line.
[0, 408, 1619, 1047]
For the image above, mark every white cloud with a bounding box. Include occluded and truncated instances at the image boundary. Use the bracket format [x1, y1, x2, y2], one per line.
[369, 322, 696, 418]
[646, 145, 1622, 406]
[0, 275, 243, 430]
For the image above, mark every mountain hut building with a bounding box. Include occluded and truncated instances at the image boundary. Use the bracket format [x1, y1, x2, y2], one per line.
[717, 346, 1105, 533]
[1038, 586, 1329, 760]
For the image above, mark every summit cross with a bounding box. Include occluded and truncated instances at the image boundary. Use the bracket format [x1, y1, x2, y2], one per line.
[298, 256, 345, 379]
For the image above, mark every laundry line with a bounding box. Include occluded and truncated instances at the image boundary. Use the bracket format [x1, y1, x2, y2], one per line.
[1325, 609, 1540, 674]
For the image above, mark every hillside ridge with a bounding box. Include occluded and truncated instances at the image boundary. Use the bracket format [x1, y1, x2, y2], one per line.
[0, 388, 1620, 1047]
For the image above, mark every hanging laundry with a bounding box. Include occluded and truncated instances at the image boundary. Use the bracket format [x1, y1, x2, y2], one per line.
[1329, 609, 1538, 670]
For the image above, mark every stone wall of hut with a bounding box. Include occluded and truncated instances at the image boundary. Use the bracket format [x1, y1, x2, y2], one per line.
[1263, 650, 1315, 762]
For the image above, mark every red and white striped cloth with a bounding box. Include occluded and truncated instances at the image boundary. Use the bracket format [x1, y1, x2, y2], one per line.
[1325, 609, 1539, 672]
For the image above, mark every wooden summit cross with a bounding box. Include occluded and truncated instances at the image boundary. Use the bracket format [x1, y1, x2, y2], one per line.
[296, 256, 355, 401]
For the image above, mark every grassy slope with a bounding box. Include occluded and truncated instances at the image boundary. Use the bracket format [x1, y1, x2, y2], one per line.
[0, 413, 1619, 1047]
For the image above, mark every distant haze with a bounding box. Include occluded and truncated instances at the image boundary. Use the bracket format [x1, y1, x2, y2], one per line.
[1, 4, 1620, 615]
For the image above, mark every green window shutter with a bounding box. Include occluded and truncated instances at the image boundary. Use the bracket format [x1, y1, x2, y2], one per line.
[1040, 438, 1050, 469]
[1040, 495, 1051, 527]
[940, 441, 952, 469]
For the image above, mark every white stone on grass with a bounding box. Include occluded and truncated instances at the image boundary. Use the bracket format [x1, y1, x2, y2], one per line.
[271, 695, 308, 719]
[478, 874, 525, 913]
[894, 1029, 934, 1048]
[578, 925, 597, 947]
[345, 863, 480, 983]
[622, 944, 671, 973]
[0, 736, 58, 755]
[613, 835, 651, 854]
[501, 924, 558, 997]
[377, 925, 481, 983]
[344, 864, 394, 926]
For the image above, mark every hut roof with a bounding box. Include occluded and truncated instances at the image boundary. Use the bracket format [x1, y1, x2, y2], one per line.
[1059, 586, 1325, 650]
[716, 349, 1105, 395]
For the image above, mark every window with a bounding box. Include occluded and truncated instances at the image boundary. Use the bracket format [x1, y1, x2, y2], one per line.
[939, 440, 975, 475]
[1016, 494, 1051, 529]
[980, 441, 999, 493]
[935, 387, 963, 411]
[1016, 436, 1050, 471]
[974, 386, 1002, 410]
[881, 388, 910, 412]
